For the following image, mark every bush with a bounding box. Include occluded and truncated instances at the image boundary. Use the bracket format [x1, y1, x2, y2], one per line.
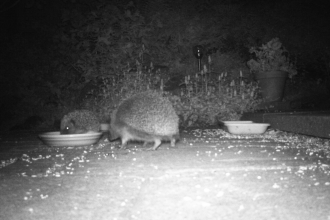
[169, 70, 260, 127]
[79, 60, 261, 127]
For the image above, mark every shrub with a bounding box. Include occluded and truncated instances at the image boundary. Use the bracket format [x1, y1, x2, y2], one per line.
[81, 60, 261, 127]
[170, 69, 260, 127]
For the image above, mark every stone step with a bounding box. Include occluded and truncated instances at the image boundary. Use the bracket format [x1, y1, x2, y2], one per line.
[241, 110, 330, 139]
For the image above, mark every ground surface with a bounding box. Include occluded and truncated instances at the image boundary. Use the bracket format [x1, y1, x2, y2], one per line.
[1, 128, 330, 220]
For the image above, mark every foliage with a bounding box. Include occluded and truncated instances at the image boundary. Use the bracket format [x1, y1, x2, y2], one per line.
[54, 1, 149, 80]
[82, 59, 261, 127]
[170, 69, 260, 127]
[53, 0, 265, 81]
[52, 0, 263, 127]
[247, 38, 297, 78]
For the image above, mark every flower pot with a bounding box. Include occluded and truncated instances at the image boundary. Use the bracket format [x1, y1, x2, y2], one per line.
[254, 70, 288, 102]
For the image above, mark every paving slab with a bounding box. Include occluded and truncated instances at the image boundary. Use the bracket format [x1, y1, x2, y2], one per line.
[241, 111, 330, 139]
[1, 129, 330, 220]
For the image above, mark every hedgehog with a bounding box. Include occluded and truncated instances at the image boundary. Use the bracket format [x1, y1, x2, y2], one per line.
[60, 110, 100, 134]
[109, 90, 180, 150]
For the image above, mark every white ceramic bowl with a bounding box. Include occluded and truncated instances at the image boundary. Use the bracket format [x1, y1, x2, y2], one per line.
[225, 123, 270, 135]
[39, 131, 103, 147]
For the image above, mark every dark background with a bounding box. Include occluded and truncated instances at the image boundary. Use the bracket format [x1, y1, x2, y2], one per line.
[1, 0, 329, 130]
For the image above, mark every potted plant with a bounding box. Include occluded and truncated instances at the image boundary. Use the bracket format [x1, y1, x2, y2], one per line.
[247, 38, 297, 102]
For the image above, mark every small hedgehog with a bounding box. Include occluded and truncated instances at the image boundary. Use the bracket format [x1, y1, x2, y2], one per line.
[60, 110, 100, 134]
[109, 90, 179, 150]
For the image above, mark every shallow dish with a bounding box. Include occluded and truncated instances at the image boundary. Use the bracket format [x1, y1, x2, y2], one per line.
[39, 131, 103, 147]
[225, 123, 270, 135]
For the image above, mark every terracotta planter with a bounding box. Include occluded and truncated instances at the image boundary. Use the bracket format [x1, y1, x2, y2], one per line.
[254, 70, 288, 102]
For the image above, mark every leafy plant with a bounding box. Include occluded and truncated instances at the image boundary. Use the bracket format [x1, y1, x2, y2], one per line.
[171, 69, 261, 127]
[247, 38, 297, 78]
[80, 58, 261, 128]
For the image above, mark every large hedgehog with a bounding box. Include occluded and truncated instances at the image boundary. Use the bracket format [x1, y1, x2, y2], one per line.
[109, 90, 180, 150]
[60, 110, 100, 134]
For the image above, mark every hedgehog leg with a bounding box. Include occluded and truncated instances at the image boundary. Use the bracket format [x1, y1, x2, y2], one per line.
[142, 142, 149, 148]
[146, 139, 162, 151]
[120, 137, 129, 150]
[170, 138, 176, 147]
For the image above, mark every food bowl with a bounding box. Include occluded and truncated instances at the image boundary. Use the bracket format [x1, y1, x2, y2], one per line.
[225, 123, 270, 135]
[39, 131, 103, 147]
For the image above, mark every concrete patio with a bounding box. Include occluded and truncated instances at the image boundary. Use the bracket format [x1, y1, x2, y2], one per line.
[1, 123, 330, 219]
